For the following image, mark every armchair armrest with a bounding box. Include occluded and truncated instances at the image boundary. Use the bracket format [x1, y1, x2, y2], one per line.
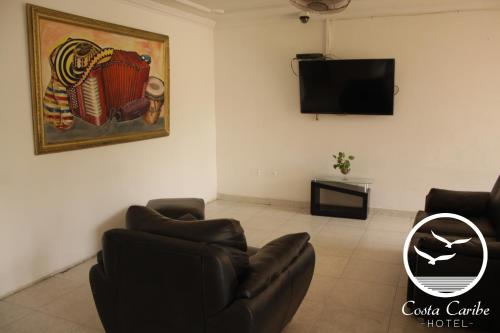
[147, 198, 205, 220]
[425, 188, 490, 216]
[237, 233, 311, 298]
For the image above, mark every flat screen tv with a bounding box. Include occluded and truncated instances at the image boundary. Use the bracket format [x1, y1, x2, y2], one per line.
[299, 59, 395, 115]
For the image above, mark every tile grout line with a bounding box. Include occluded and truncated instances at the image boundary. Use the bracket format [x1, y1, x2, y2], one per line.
[8, 276, 104, 332]
[385, 281, 403, 333]
[3, 278, 87, 308]
[0, 301, 34, 330]
[0, 300, 98, 332]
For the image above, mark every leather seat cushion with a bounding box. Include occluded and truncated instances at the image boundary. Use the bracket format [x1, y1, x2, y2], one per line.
[414, 211, 496, 238]
[126, 206, 250, 279]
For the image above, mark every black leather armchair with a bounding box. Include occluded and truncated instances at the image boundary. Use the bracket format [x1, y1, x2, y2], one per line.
[408, 176, 500, 330]
[90, 199, 315, 333]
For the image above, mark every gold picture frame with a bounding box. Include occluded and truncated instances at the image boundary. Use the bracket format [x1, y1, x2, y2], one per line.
[27, 4, 170, 154]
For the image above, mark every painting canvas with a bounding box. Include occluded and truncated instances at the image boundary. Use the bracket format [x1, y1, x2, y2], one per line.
[27, 4, 169, 154]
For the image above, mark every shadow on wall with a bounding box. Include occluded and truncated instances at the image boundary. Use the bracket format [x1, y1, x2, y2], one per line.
[93, 208, 128, 249]
[10, 208, 128, 299]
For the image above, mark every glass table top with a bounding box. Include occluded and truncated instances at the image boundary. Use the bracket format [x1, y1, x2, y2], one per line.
[313, 175, 374, 186]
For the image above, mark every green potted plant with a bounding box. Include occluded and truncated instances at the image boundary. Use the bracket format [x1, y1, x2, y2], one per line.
[333, 152, 355, 178]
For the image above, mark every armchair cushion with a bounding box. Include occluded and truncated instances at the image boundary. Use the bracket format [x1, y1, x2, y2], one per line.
[210, 245, 250, 280]
[425, 188, 490, 216]
[127, 205, 247, 251]
[147, 198, 205, 220]
[237, 233, 310, 298]
[126, 206, 250, 279]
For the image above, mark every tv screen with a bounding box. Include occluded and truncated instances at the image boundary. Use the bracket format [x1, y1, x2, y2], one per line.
[299, 59, 395, 115]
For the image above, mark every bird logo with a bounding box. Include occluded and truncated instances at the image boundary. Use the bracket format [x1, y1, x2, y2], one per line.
[404, 213, 488, 299]
[431, 230, 472, 248]
[414, 246, 456, 265]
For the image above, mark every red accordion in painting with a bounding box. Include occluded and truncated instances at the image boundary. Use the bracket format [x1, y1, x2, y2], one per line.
[44, 38, 162, 130]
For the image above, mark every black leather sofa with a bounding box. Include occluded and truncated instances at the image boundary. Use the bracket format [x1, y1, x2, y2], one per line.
[408, 176, 500, 330]
[90, 199, 315, 333]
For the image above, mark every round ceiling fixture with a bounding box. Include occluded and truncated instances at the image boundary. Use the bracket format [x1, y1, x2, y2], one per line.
[290, 0, 351, 14]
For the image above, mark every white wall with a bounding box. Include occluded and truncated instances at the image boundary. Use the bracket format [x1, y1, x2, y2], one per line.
[215, 11, 500, 211]
[0, 0, 217, 297]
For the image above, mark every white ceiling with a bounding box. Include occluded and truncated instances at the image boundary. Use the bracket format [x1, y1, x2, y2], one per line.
[147, 0, 500, 23]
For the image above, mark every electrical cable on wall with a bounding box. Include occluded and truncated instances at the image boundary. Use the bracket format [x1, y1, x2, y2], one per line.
[291, 58, 299, 76]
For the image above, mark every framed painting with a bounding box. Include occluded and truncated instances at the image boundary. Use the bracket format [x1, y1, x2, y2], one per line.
[26, 4, 169, 154]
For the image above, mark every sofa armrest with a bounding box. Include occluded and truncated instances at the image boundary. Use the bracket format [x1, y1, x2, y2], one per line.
[425, 188, 490, 216]
[412, 237, 500, 278]
[236, 233, 310, 298]
[417, 236, 500, 259]
[146, 198, 205, 220]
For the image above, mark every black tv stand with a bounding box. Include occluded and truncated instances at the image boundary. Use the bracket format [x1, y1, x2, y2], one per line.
[310, 177, 371, 220]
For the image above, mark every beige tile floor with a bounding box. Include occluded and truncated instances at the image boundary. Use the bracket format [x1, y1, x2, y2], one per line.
[0, 200, 485, 332]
